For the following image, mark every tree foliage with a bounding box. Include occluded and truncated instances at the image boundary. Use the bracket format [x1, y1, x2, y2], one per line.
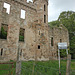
[48, 20, 60, 27]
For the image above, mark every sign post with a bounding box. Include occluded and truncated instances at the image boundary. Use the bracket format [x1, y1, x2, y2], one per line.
[58, 42, 68, 75]
[58, 49, 61, 75]
[66, 49, 68, 55]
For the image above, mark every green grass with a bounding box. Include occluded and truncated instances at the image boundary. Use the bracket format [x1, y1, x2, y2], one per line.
[21, 60, 75, 75]
[0, 60, 75, 75]
[0, 61, 16, 75]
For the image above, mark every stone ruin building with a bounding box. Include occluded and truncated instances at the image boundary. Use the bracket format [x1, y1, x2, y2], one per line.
[0, 0, 69, 61]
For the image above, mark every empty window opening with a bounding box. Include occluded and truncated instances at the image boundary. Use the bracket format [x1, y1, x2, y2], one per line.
[21, 9, 26, 19]
[27, 0, 33, 2]
[38, 45, 40, 49]
[44, 5, 46, 11]
[51, 37, 53, 46]
[44, 15, 46, 23]
[0, 24, 8, 39]
[60, 39, 62, 42]
[3, 2, 10, 14]
[39, 31, 40, 35]
[19, 28, 25, 42]
[1, 48, 3, 56]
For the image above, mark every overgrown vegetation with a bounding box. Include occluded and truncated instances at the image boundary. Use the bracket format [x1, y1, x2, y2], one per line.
[0, 27, 24, 41]
[48, 11, 75, 59]
[19, 28, 24, 42]
[0, 27, 7, 39]
[60, 49, 67, 58]
[19, 35, 24, 42]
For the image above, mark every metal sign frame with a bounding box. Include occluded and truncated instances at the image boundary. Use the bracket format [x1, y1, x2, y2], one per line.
[58, 42, 68, 75]
[58, 42, 67, 49]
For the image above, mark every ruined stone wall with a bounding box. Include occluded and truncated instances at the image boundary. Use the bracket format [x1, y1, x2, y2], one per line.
[19, 23, 49, 61]
[0, 0, 37, 61]
[0, 0, 49, 61]
[48, 26, 69, 60]
[0, 0, 69, 61]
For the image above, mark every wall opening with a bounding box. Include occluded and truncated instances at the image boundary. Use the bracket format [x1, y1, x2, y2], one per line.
[1, 48, 3, 56]
[39, 31, 40, 35]
[38, 45, 40, 49]
[3, 2, 10, 14]
[44, 5, 46, 11]
[44, 15, 46, 23]
[21, 9, 26, 19]
[19, 28, 25, 42]
[27, 0, 33, 2]
[60, 39, 62, 42]
[0, 24, 8, 39]
[51, 37, 53, 46]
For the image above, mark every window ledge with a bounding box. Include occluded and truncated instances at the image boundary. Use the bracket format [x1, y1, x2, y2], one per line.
[19, 41, 25, 43]
[0, 39, 7, 41]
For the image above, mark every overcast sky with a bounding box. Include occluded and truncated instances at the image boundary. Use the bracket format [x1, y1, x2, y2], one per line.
[48, 0, 75, 22]
[5, 0, 75, 22]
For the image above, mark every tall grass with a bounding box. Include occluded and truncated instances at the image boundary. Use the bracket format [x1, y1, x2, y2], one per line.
[21, 60, 66, 75]
[0, 60, 75, 75]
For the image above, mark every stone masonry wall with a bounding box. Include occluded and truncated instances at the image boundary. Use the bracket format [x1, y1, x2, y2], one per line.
[0, 0, 69, 61]
[48, 26, 69, 60]
[0, 0, 37, 61]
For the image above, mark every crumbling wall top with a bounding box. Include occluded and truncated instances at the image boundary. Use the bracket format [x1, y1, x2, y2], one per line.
[1, 0, 36, 11]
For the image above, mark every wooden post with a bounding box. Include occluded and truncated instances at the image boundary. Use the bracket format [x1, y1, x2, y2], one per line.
[16, 61, 21, 75]
[16, 47, 21, 75]
[66, 54, 71, 75]
[58, 49, 61, 75]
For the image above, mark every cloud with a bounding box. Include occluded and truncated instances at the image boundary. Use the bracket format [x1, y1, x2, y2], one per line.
[48, 0, 75, 22]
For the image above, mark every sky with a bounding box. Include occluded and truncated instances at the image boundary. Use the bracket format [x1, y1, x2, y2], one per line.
[4, 0, 75, 22]
[48, 0, 75, 22]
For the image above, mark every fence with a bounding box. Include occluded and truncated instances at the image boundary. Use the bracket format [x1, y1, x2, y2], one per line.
[20, 60, 75, 75]
[21, 61, 66, 75]
[70, 70, 75, 75]
[0, 62, 16, 75]
[0, 59, 75, 75]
